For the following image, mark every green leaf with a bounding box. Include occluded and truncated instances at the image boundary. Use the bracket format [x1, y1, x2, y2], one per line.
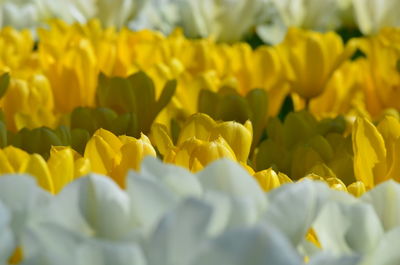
[0, 73, 10, 99]
[0, 121, 8, 148]
[71, 129, 90, 155]
[198, 90, 220, 118]
[156, 79, 176, 113]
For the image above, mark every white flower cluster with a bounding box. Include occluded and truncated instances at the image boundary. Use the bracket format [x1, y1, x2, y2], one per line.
[0, 157, 400, 265]
[1, 0, 400, 43]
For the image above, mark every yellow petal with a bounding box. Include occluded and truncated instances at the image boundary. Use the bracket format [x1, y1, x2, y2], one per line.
[352, 118, 386, 189]
[347, 181, 367, 197]
[210, 120, 253, 163]
[47, 147, 75, 193]
[84, 129, 121, 175]
[150, 123, 174, 157]
[253, 168, 281, 191]
[177, 113, 216, 144]
[19, 154, 54, 193]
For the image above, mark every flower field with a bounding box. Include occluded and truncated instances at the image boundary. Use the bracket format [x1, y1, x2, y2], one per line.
[0, 0, 400, 264]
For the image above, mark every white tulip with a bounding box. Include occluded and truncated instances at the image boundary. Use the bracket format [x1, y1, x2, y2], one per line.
[352, 0, 400, 35]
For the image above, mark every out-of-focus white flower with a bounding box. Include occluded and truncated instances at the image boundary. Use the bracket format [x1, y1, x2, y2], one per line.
[0, 201, 14, 264]
[257, 0, 342, 44]
[0, 0, 41, 31]
[352, 0, 400, 35]
[311, 180, 400, 265]
[25, 174, 146, 265]
[131, 0, 268, 43]
[0, 174, 50, 263]
[361, 180, 400, 231]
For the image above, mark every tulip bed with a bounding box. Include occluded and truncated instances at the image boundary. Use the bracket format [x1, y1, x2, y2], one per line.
[1, 0, 400, 264]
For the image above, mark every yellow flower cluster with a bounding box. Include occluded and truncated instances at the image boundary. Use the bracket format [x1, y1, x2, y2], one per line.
[0, 20, 400, 197]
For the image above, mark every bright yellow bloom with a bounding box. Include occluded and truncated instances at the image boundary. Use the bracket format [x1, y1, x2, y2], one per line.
[291, 61, 366, 119]
[39, 27, 98, 113]
[0, 74, 56, 131]
[353, 116, 400, 189]
[253, 168, 292, 192]
[0, 146, 89, 193]
[0, 27, 36, 74]
[356, 28, 400, 118]
[84, 128, 157, 187]
[278, 28, 355, 100]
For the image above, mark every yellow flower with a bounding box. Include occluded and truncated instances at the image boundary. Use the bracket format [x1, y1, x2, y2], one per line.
[278, 28, 355, 100]
[290, 61, 366, 119]
[0, 146, 89, 194]
[355, 29, 400, 118]
[84, 128, 156, 187]
[0, 27, 36, 73]
[253, 168, 292, 192]
[39, 33, 98, 113]
[152, 113, 253, 165]
[352, 116, 400, 189]
[164, 137, 237, 172]
[0, 74, 56, 131]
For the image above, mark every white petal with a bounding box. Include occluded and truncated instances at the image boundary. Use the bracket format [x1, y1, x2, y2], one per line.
[0, 201, 15, 264]
[263, 180, 329, 246]
[145, 198, 214, 265]
[313, 202, 383, 254]
[49, 174, 133, 240]
[362, 180, 400, 231]
[0, 174, 50, 239]
[139, 157, 202, 198]
[309, 252, 361, 265]
[363, 227, 400, 265]
[191, 224, 302, 265]
[127, 171, 178, 234]
[196, 159, 267, 213]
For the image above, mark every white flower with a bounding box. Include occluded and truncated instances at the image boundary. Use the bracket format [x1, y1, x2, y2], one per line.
[24, 174, 145, 265]
[257, 0, 342, 44]
[352, 0, 400, 35]
[0, 0, 41, 31]
[131, 0, 268, 43]
[0, 174, 50, 263]
[0, 201, 14, 264]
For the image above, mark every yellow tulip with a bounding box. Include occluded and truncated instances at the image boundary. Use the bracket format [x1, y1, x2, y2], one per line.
[209, 120, 253, 163]
[40, 36, 98, 114]
[0, 145, 90, 194]
[1, 74, 56, 131]
[278, 28, 355, 100]
[84, 128, 156, 187]
[165, 137, 237, 172]
[291, 61, 366, 119]
[355, 29, 400, 118]
[0, 27, 36, 73]
[253, 168, 292, 192]
[47, 146, 91, 193]
[153, 113, 253, 164]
